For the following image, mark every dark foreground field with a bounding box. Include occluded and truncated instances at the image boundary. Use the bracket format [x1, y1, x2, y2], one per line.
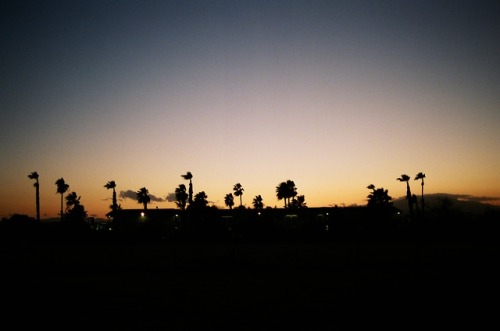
[2, 238, 499, 330]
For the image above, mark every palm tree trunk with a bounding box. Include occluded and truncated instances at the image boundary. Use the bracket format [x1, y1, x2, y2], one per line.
[60, 193, 64, 222]
[35, 183, 40, 222]
[188, 180, 193, 205]
[406, 182, 414, 219]
[421, 183, 425, 216]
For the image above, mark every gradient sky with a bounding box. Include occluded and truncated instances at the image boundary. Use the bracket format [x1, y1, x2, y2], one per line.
[2, 0, 500, 219]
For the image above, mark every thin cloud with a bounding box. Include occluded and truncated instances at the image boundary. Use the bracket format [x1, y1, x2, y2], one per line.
[166, 193, 177, 202]
[119, 189, 165, 203]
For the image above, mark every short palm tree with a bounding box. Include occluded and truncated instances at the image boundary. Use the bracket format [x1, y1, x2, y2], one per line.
[397, 174, 413, 219]
[175, 184, 188, 210]
[252, 195, 264, 209]
[181, 172, 194, 205]
[193, 191, 208, 209]
[276, 182, 288, 208]
[224, 193, 235, 210]
[55, 178, 69, 222]
[285, 180, 297, 208]
[414, 172, 426, 215]
[366, 184, 393, 208]
[233, 183, 244, 207]
[28, 171, 40, 221]
[136, 187, 150, 211]
[104, 180, 118, 215]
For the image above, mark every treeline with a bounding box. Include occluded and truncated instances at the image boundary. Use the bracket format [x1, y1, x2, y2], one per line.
[1, 205, 499, 245]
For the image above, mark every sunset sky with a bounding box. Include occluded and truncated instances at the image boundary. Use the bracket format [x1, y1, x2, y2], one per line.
[1, 0, 499, 219]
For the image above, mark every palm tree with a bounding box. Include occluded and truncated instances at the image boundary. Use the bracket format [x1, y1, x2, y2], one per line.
[181, 172, 193, 205]
[136, 187, 150, 211]
[285, 180, 297, 208]
[65, 191, 87, 223]
[252, 195, 264, 209]
[224, 193, 235, 210]
[397, 174, 413, 219]
[414, 172, 426, 215]
[276, 182, 288, 208]
[366, 184, 393, 208]
[175, 184, 188, 210]
[28, 171, 40, 221]
[55, 178, 69, 222]
[104, 180, 118, 215]
[233, 183, 244, 207]
[193, 191, 208, 209]
[291, 195, 307, 209]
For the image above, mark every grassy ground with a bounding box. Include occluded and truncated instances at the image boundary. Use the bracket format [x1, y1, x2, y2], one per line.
[1, 238, 499, 330]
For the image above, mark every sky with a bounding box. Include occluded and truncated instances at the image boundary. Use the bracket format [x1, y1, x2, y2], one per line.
[1, 0, 500, 219]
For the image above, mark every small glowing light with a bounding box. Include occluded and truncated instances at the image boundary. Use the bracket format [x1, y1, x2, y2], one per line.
[140, 212, 145, 217]
[258, 212, 261, 216]
[325, 225, 329, 232]
[326, 213, 329, 216]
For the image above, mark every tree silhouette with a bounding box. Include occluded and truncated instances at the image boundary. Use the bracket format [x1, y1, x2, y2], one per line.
[28, 171, 40, 221]
[55, 178, 69, 222]
[65, 191, 87, 222]
[233, 183, 244, 207]
[104, 180, 119, 216]
[252, 195, 264, 209]
[414, 172, 426, 216]
[175, 184, 188, 210]
[136, 187, 150, 211]
[224, 193, 235, 210]
[181, 172, 194, 205]
[276, 182, 288, 208]
[276, 180, 298, 208]
[397, 174, 414, 219]
[291, 195, 307, 209]
[366, 184, 393, 208]
[192, 191, 208, 209]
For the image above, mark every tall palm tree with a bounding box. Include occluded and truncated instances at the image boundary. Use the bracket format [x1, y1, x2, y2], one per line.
[175, 184, 188, 210]
[397, 174, 413, 219]
[414, 172, 426, 215]
[55, 178, 69, 222]
[136, 187, 150, 211]
[181, 172, 193, 205]
[104, 180, 118, 215]
[28, 171, 40, 221]
[252, 195, 264, 209]
[233, 183, 244, 207]
[224, 193, 234, 210]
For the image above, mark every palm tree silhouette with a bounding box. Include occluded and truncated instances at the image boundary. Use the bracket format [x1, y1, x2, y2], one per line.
[414, 172, 426, 215]
[233, 183, 244, 207]
[55, 178, 69, 222]
[285, 180, 297, 208]
[397, 174, 413, 219]
[175, 184, 188, 210]
[104, 180, 118, 215]
[193, 191, 208, 208]
[28, 171, 40, 221]
[366, 184, 393, 208]
[181, 172, 193, 205]
[224, 193, 234, 210]
[252, 195, 264, 209]
[136, 187, 150, 211]
[276, 182, 288, 208]
[65, 191, 87, 222]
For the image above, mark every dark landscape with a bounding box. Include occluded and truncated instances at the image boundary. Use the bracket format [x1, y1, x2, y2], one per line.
[1, 204, 499, 330]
